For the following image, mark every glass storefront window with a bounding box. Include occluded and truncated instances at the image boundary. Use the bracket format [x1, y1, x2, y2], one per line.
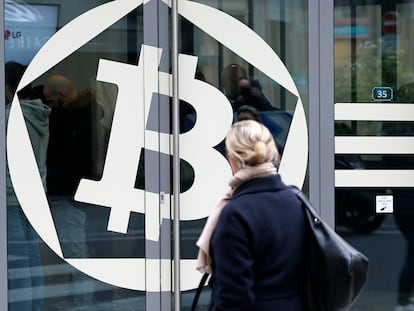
[3, 1, 309, 310]
[179, 1, 309, 308]
[5, 1, 147, 310]
[334, 1, 414, 310]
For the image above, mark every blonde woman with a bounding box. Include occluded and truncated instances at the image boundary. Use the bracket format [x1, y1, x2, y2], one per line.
[197, 120, 306, 311]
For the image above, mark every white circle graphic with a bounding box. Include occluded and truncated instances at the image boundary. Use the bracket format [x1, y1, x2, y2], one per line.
[7, 0, 308, 291]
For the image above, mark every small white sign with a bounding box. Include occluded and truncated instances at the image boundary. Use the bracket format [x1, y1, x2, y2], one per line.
[376, 195, 393, 213]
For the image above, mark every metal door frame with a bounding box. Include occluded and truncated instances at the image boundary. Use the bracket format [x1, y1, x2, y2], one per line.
[308, 0, 335, 226]
[0, 0, 7, 310]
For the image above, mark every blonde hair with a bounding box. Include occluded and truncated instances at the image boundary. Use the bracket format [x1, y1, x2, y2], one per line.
[225, 120, 280, 168]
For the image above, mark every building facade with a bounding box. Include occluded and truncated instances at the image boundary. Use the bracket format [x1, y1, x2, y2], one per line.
[1, 0, 413, 310]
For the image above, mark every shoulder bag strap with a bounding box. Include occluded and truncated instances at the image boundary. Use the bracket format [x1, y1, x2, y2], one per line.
[191, 272, 210, 311]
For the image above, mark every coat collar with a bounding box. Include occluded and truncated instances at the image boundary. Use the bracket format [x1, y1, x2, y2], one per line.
[231, 174, 286, 199]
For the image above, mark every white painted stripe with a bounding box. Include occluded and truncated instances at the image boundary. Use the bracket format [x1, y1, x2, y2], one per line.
[178, 259, 202, 292]
[146, 258, 161, 292]
[335, 170, 414, 187]
[335, 103, 414, 121]
[335, 136, 414, 154]
[67, 258, 146, 291]
[160, 258, 172, 292]
[145, 193, 161, 242]
[67, 258, 201, 292]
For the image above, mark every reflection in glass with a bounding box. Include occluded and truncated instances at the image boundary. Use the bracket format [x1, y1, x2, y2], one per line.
[334, 1, 414, 310]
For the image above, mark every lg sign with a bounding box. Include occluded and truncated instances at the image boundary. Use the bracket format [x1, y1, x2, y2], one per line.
[4, 30, 22, 39]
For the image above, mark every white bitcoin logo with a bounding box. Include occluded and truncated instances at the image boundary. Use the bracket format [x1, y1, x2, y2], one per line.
[7, 0, 308, 291]
[75, 45, 233, 239]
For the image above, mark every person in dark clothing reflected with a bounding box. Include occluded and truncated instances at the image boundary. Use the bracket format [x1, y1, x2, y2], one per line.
[5, 61, 50, 311]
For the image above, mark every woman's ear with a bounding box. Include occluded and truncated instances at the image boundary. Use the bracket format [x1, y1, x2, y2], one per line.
[228, 154, 240, 174]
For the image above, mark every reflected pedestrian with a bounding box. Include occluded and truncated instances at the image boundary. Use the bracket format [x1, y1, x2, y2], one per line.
[236, 105, 260, 122]
[5, 61, 50, 311]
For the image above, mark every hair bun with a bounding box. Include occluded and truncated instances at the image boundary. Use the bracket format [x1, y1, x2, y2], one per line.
[251, 141, 267, 163]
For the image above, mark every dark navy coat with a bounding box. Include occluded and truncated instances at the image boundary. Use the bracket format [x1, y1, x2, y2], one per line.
[209, 174, 306, 311]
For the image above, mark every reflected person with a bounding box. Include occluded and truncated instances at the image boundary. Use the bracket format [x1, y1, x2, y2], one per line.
[221, 63, 247, 107]
[236, 104, 260, 122]
[233, 77, 274, 112]
[5, 61, 50, 311]
[43, 74, 101, 307]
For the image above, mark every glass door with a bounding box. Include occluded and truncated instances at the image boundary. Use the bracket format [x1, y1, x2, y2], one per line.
[2, 0, 311, 310]
[334, 1, 414, 310]
[177, 0, 310, 308]
[5, 1, 158, 310]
